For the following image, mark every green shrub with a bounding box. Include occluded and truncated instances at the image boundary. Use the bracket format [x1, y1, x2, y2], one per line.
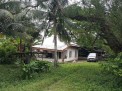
[0, 39, 17, 64]
[22, 61, 50, 79]
[101, 52, 122, 86]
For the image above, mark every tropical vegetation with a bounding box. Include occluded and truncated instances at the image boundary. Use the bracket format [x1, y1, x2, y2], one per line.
[0, 62, 122, 91]
[0, 0, 122, 90]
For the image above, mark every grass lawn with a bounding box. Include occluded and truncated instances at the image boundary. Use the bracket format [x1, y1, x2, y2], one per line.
[0, 62, 122, 91]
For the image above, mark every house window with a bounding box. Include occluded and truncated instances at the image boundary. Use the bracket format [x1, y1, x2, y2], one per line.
[69, 51, 72, 58]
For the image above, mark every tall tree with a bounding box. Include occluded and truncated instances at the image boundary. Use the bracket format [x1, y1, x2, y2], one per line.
[22, 0, 77, 67]
[65, 0, 122, 54]
[0, 0, 41, 60]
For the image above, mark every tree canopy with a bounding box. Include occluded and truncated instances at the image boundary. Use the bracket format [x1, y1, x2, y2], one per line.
[64, 0, 122, 54]
[1, 0, 122, 55]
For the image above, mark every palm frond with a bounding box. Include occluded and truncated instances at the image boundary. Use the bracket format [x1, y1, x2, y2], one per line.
[64, 19, 79, 30]
[55, 20, 71, 43]
[0, 9, 13, 19]
[6, 23, 25, 36]
[14, 12, 26, 21]
[14, 8, 31, 21]
[58, 0, 68, 6]
[41, 20, 51, 44]
[36, 0, 48, 9]
[0, 1, 22, 14]
[64, 5, 82, 17]
[57, 27, 71, 43]
[28, 10, 47, 20]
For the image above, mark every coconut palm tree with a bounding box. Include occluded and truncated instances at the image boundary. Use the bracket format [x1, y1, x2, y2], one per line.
[0, 0, 21, 34]
[23, 0, 78, 67]
[0, 0, 41, 62]
[0, 0, 77, 66]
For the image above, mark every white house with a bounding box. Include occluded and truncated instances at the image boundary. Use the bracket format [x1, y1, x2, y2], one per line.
[32, 36, 79, 62]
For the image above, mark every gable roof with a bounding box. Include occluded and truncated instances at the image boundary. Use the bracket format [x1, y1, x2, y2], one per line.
[32, 35, 79, 51]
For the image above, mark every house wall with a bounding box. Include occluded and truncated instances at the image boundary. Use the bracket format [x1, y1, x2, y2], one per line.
[35, 52, 63, 63]
[35, 47, 78, 62]
[36, 58, 63, 63]
[63, 48, 78, 62]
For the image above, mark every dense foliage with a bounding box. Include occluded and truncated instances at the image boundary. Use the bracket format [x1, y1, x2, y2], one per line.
[0, 38, 17, 64]
[22, 61, 50, 79]
[65, 0, 122, 54]
[102, 52, 122, 86]
[0, 0, 122, 85]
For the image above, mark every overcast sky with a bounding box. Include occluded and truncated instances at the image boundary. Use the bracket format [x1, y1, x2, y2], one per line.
[69, 0, 81, 4]
[30, 0, 81, 5]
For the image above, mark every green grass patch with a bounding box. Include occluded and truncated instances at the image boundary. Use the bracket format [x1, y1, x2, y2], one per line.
[0, 62, 122, 91]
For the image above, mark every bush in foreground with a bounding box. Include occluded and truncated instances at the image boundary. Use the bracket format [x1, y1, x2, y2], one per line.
[101, 52, 122, 87]
[22, 60, 50, 79]
[0, 39, 17, 64]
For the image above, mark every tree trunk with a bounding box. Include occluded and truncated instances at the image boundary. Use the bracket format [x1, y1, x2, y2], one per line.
[20, 38, 22, 61]
[54, 21, 58, 67]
